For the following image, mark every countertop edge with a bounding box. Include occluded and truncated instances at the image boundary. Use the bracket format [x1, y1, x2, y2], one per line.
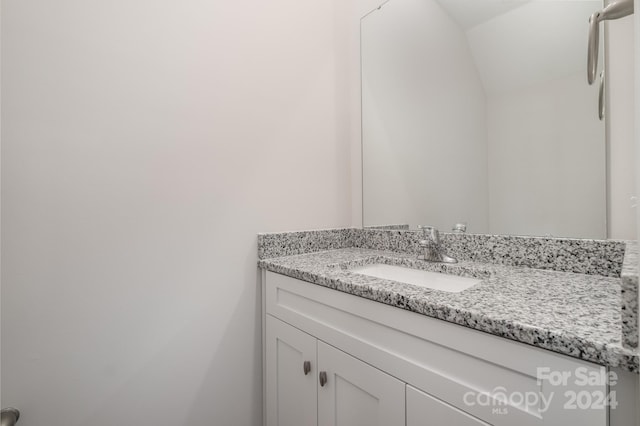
[259, 257, 639, 374]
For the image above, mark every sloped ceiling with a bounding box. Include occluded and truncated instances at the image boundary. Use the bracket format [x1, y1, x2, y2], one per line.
[435, 0, 530, 30]
[437, 0, 602, 94]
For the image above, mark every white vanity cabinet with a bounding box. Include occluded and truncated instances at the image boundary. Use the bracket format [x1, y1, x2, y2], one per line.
[266, 315, 405, 426]
[263, 271, 611, 426]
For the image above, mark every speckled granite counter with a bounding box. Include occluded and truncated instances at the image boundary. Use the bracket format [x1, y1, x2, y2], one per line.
[621, 241, 639, 349]
[259, 247, 639, 373]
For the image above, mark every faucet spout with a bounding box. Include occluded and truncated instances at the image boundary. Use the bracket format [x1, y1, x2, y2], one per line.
[417, 225, 457, 263]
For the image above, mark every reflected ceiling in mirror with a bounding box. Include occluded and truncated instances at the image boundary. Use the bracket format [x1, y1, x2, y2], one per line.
[361, 0, 606, 238]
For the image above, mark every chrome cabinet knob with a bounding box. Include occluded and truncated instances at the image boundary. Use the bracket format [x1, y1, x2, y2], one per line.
[319, 371, 327, 387]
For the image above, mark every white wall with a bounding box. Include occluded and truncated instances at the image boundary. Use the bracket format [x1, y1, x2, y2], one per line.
[361, 0, 489, 231]
[487, 72, 606, 238]
[465, 1, 606, 238]
[351, 1, 379, 228]
[0, 1, 352, 425]
[607, 14, 637, 240]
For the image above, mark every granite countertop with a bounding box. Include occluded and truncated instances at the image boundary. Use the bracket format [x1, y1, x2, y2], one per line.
[259, 247, 639, 373]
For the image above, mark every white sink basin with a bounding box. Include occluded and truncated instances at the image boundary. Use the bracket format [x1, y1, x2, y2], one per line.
[350, 263, 481, 293]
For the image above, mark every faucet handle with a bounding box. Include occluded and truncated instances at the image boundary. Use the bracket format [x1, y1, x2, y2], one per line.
[452, 223, 467, 233]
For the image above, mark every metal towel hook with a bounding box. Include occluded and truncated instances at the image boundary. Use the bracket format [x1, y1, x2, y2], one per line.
[587, 0, 634, 85]
[0, 408, 20, 426]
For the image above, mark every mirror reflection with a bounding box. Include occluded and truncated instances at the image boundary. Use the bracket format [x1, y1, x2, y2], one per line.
[361, 0, 606, 238]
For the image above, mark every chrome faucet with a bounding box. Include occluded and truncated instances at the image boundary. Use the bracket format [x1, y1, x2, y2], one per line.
[417, 226, 457, 263]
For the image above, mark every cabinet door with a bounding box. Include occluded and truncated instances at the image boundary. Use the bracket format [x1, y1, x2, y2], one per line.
[317, 341, 404, 426]
[266, 315, 317, 426]
[407, 385, 491, 426]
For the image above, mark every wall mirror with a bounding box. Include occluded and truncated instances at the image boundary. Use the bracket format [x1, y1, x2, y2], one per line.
[361, 0, 606, 238]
